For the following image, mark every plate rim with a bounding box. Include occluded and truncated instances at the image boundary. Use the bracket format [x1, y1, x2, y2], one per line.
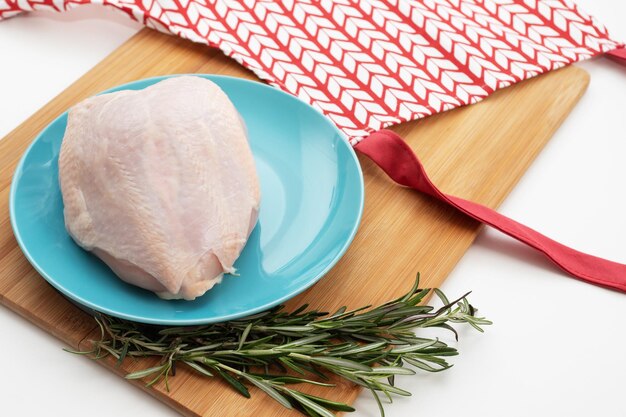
[9, 74, 365, 325]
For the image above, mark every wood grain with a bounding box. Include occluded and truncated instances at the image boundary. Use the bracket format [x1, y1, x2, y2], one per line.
[0, 28, 589, 416]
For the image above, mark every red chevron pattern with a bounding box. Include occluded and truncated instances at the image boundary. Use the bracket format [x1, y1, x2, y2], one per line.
[1, 0, 623, 143]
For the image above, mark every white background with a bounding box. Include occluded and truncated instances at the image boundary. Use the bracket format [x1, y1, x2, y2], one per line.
[1, 2, 625, 416]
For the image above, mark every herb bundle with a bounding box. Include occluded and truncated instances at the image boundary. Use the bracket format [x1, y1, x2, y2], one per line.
[71, 275, 490, 416]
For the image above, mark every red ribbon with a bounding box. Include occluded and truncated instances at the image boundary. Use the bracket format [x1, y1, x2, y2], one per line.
[607, 47, 626, 65]
[354, 129, 626, 292]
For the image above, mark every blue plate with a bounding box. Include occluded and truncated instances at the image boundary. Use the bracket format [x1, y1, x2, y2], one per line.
[10, 75, 364, 325]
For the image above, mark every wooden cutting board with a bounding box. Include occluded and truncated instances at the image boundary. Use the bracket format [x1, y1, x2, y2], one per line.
[0, 28, 589, 416]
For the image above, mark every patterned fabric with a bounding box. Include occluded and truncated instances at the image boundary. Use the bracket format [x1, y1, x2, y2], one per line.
[1, 0, 623, 144]
[3, 1, 626, 292]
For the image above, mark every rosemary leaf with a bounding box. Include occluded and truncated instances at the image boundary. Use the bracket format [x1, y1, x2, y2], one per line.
[184, 360, 214, 378]
[298, 393, 356, 412]
[285, 389, 335, 417]
[215, 368, 250, 398]
[357, 366, 416, 376]
[238, 323, 253, 351]
[241, 375, 292, 409]
[126, 365, 167, 380]
[307, 356, 372, 371]
[116, 341, 130, 368]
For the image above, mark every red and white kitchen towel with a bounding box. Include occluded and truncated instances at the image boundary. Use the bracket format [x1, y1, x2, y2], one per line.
[2, 0, 625, 291]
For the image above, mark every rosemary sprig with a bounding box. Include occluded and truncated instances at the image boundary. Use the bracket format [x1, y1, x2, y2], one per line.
[70, 274, 491, 416]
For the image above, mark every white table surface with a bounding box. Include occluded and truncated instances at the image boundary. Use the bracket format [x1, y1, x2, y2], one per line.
[1, 2, 625, 416]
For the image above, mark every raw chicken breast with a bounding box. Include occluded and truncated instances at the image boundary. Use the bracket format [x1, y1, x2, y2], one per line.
[58, 76, 260, 300]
